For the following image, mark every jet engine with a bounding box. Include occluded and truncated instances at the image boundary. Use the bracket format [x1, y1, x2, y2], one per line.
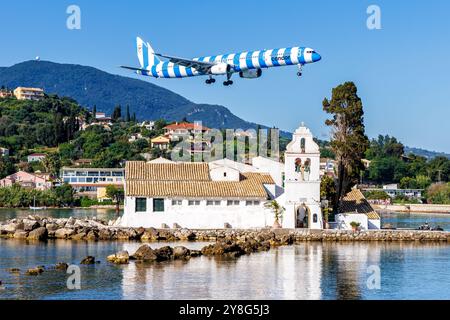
[210, 63, 231, 75]
[239, 69, 262, 79]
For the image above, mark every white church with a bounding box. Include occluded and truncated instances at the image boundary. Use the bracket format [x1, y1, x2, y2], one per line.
[119, 124, 379, 230]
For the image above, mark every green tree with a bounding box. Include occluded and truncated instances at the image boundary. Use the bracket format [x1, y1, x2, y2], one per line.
[125, 105, 131, 122]
[42, 152, 61, 178]
[53, 184, 75, 207]
[323, 82, 369, 210]
[428, 156, 450, 182]
[426, 183, 450, 204]
[368, 156, 408, 183]
[112, 105, 122, 122]
[106, 184, 124, 213]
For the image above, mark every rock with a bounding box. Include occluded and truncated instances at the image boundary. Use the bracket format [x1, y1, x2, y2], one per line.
[107, 251, 129, 264]
[154, 246, 173, 261]
[158, 230, 177, 241]
[55, 228, 76, 239]
[65, 217, 76, 227]
[55, 263, 69, 271]
[141, 228, 159, 241]
[8, 268, 21, 274]
[98, 228, 112, 240]
[173, 246, 191, 260]
[13, 230, 29, 239]
[174, 229, 196, 241]
[23, 219, 40, 231]
[201, 241, 245, 258]
[80, 256, 96, 265]
[46, 223, 59, 231]
[27, 227, 48, 241]
[72, 232, 87, 241]
[189, 250, 202, 257]
[85, 230, 98, 241]
[1, 222, 23, 233]
[26, 266, 44, 276]
[131, 245, 157, 261]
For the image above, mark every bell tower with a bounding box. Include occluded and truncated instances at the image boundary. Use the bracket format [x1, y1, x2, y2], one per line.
[282, 123, 323, 229]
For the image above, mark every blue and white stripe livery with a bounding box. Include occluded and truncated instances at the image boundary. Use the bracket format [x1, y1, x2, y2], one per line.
[122, 37, 321, 85]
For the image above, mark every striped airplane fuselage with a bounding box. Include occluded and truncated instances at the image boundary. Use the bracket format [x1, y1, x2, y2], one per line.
[140, 47, 316, 78]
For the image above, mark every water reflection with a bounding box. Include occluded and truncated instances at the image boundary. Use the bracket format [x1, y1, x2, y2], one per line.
[1, 240, 450, 300]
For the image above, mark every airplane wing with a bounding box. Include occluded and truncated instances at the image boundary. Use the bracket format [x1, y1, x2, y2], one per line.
[120, 66, 149, 72]
[154, 53, 215, 73]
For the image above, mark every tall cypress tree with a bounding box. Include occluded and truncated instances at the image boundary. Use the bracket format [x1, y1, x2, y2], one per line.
[323, 82, 369, 211]
[125, 105, 131, 122]
[92, 105, 97, 120]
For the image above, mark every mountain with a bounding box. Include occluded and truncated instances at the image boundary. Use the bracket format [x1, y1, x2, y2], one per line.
[0, 60, 270, 132]
[404, 146, 450, 160]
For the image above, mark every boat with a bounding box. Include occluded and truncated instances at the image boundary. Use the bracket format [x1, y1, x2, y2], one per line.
[29, 196, 46, 211]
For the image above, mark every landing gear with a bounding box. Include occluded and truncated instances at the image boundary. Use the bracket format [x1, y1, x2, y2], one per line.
[205, 77, 216, 85]
[223, 70, 234, 86]
[297, 64, 304, 77]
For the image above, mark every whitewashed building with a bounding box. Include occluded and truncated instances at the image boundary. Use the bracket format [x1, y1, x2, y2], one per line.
[335, 188, 381, 230]
[120, 124, 327, 230]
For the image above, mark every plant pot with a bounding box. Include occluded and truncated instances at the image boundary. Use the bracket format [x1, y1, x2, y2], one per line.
[272, 220, 282, 229]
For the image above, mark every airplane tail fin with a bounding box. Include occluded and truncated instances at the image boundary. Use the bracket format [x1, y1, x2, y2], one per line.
[136, 37, 161, 69]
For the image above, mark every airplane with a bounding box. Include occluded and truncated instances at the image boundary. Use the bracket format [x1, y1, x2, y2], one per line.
[121, 37, 321, 86]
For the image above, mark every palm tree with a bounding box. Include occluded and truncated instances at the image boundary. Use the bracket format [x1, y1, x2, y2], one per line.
[265, 200, 285, 229]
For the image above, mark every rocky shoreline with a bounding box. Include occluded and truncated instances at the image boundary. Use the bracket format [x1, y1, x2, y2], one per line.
[1, 216, 450, 243]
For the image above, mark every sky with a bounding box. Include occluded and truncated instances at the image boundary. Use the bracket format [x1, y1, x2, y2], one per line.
[0, 0, 449, 152]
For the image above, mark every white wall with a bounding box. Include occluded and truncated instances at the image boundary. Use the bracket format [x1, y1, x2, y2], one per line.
[335, 213, 369, 231]
[122, 197, 276, 229]
[252, 156, 284, 187]
[209, 166, 240, 181]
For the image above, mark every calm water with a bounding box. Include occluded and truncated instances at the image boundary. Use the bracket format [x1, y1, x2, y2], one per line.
[1, 209, 450, 300]
[0, 240, 449, 300]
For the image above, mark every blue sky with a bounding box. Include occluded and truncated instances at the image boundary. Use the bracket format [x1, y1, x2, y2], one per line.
[1, 0, 449, 152]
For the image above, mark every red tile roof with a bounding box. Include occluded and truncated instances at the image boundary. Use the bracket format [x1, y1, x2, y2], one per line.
[164, 122, 210, 131]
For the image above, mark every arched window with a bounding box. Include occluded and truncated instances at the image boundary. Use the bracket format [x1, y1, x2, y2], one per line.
[313, 214, 318, 223]
[300, 138, 306, 153]
[304, 158, 311, 181]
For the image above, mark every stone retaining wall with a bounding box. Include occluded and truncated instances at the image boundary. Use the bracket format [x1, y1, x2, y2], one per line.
[1, 216, 449, 243]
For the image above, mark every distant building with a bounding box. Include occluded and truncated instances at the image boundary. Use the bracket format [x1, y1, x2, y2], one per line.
[0, 171, 52, 190]
[361, 185, 423, 200]
[164, 122, 210, 141]
[0, 148, 9, 157]
[129, 133, 149, 143]
[320, 158, 336, 177]
[151, 136, 170, 150]
[27, 153, 47, 163]
[0, 89, 13, 98]
[140, 121, 155, 131]
[60, 167, 124, 198]
[72, 159, 93, 167]
[334, 188, 381, 230]
[14, 87, 44, 101]
[95, 112, 107, 119]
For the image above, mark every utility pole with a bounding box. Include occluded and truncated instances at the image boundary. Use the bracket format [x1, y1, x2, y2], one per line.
[437, 169, 442, 183]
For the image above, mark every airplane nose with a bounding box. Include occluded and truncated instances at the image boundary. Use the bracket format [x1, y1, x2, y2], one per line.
[312, 52, 322, 62]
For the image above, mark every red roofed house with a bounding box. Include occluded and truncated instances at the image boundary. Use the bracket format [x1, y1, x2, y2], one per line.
[163, 122, 210, 141]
